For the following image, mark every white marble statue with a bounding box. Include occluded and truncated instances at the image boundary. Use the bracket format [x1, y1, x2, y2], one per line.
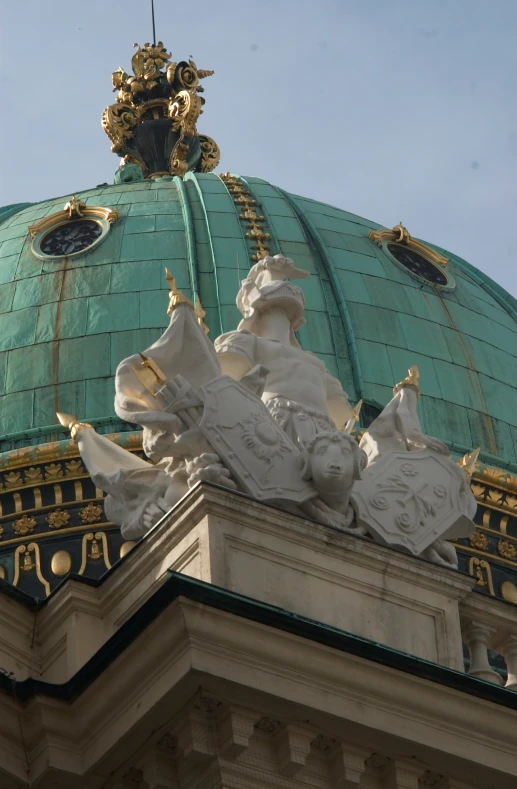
[359, 366, 449, 466]
[215, 255, 353, 445]
[352, 366, 477, 568]
[56, 261, 478, 570]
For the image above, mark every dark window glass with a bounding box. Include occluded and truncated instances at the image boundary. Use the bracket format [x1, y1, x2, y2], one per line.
[40, 219, 103, 256]
[360, 401, 382, 429]
[387, 243, 448, 286]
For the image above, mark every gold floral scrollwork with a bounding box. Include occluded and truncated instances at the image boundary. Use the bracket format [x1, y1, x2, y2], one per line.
[498, 540, 517, 562]
[24, 467, 43, 484]
[46, 509, 71, 530]
[368, 224, 449, 268]
[14, 515, 37, 537]
[79, 532, 112, 575]
[65, 459, 84, 476]
[28, 201, 119, 240]
[169, 89, 203, 177]
[103, 44, 218, 178]
[64, 196, 86, 218]
[505, 494, 517, 512]
[101, 103, 137, 153]
[5, 471, 22, 488]
[470, 482, 486, 499]
[485, 488, 504, 507]
[469, 531, 489, 551]
[44, 463, 64, 480]
[198, 134, 220, 173]
[79, 503, 103, 524]
[13, 544, 50, 596]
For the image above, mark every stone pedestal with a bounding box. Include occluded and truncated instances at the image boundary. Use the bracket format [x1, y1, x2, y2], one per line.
[160, 483, 474, 670]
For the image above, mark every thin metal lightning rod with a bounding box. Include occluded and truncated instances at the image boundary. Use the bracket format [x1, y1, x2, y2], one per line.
[151, 0, 157, 45]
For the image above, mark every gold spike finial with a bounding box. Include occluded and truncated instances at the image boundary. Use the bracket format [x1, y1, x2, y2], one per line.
[194, 294, 209, 334]
[165, 267, 194, 315]
[344, 399, 363, 434]
[458, 447, 480, 480]
[56, 412, 75, 429]
[393, 365, 420, 398]
[56, 412, 92, 442]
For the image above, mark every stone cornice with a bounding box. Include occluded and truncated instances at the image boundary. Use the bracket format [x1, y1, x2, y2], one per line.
[1, 589, 515, 788]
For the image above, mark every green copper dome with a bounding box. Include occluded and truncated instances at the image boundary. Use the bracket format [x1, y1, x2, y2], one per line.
[1, 172, 517, 469]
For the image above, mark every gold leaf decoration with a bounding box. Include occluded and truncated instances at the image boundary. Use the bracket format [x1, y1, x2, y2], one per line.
[79, 503, 103, 524]
[24, 467, 43, 484]
[505, 495, 517, 511]
[498, 540, 517, 562]
[0, 526, 4, 540]
[14, 516, 37, 536]
[470, 483, 485, 499]
[4, 471, 22, 488]
[65, 459, 84, 476]
[485, 489, 504, 506]
[220, 173, 271, 261]
[46, 509, 70, 530]
[44, 463, 64, 480]
[469, 531, 489, 551]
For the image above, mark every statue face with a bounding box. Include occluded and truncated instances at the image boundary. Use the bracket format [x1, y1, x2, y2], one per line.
[310, 437, 355, 495]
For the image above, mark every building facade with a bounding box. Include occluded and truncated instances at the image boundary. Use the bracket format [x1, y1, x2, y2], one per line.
[0, 41, 515, 788]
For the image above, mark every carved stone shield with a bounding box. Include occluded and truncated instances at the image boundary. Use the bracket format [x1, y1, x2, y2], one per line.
[199, 375, 314, 504]
[350, 449, 475, 555]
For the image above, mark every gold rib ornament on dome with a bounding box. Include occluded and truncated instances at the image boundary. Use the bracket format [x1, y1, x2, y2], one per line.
[368, 223, 449, 268]
[220, 173, 271, 261]
[393, 365, 420, 398]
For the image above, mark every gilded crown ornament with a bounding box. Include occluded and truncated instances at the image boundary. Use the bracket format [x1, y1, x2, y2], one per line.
[102, 43, 220, 179]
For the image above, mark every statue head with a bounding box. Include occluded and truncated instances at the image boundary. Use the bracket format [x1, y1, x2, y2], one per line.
[302, 431, 367, 496]
[236, 255, 310, 345]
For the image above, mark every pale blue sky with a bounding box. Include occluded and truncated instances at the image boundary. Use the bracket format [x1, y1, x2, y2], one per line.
[1, 0, 516, 295]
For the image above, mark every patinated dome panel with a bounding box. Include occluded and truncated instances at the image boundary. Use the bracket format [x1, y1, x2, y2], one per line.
[1, 174, 517, 598]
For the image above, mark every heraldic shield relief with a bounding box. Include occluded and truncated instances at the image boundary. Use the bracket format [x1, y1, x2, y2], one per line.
[351, 449, 475, 555]
[199, 375, 315, 504]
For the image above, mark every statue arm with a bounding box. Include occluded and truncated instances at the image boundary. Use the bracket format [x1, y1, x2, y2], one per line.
[215, 331, 255, 382]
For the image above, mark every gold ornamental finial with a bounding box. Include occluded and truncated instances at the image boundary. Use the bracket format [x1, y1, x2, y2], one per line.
[344, 399, 363, 434]
[393, 221, 410, 244]
[393, 365, 420, 398]
[458, 447, 481, 480]
[102, 43, 219, 178]
[64, 196, 86, 219]
[194, 294, 209, 334]
[165, 267, 194, 314]
[56, 412, 93, 442]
